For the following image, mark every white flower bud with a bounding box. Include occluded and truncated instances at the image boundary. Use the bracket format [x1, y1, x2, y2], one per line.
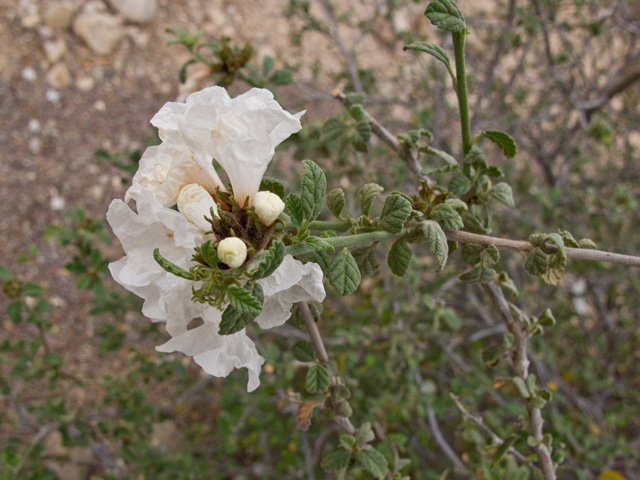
[253, 191, 285, 226]
[177, 183, 217, 232]
[217, 237, 248, 269]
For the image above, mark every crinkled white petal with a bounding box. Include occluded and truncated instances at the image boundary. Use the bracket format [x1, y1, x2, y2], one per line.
[255, 255, 325, 330]
[156, 309, 264, 392]
[126, 140, 225, 206]
[107, 188, 207, 334]
[177, 86, 304, 204]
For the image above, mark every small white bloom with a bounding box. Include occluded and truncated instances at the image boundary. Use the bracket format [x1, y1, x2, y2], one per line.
[217, 237, 248, 269]
[253, 191, 285, 225]
[177, 183, 217, 232]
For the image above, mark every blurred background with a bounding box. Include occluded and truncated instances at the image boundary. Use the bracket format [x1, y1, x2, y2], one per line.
[1, 0, 639, 479]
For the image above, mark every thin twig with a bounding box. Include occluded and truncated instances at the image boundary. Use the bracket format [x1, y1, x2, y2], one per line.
[481, 284, 556, 479]
[449, 393, 538, 471]
[424, 405, 468, 475]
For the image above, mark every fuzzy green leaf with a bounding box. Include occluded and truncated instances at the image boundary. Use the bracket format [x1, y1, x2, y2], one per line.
[292, 340, 317, 362]
[219, 284, 264, 335]
[7, 301, 22, 323]
[525, 248, 549, 276]
[461, 243, 484, 265]
[538, 308, 556, 327]
[269, 68, 293, 85]
[356, 447, 388, 479]
[153, 248, 194, 280]
[425, 0, 466, 32]
[0, 265, 12, 281]
[429, 204, 464, 231]
[458, 266, 498, 284]
[251, 241, 285, 280]
[546, 233, 567, 269]
[352, 245, 379, 277]
[327, 188, 346, 218]
[357, 183, 384, 216]
[403, 42, 452, 70]
[482, 130, 517, 158]
[301, 160, 327, 222]
[449, 174, 472, 195]
[200, 240, 218, 267]
[227, 286, 263, 314]
[344, 92, 366, 108]
[420, 220, 449, 271]
[303, 235, 335, 252]
[262, 55, 275, 76]
[388, 240, 412, 276]
[259, 177, 286, 199]
[321, 118, 349, 143]
[285, 193, 304, 229]
[579, 238, 597, 249]
[352, 120, 372, 151]
[306, 364, 331, 393]
[512, 376, 531, 398]
[480, 245, 500, 266]
[355, 422, 375, 444]
[378, 194, 412, 233]
[492, 435, 518, 467]
[464, 144, 487, 169]
[490, 182, 515, 208]
[328, 248, 361, 296]
[321, 450, 352, 473]
[444, 198, 468, 213]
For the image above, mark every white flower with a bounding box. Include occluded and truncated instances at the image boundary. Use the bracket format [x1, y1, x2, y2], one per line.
[176, 183, 217, 232]
[107, 189, 326, 391]
[155, 86, 304, 206]
[253, 191, 285, 225]
[217, 237, 248, 269]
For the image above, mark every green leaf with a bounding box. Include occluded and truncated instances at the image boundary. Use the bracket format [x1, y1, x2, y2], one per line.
[357, 183, 384, 216]
[420, 221, 448, 271]
[482, 130, 517, 158]
[285, 193, 303, 229]
[546, 233, 567, 269]
[355, 422, 375, 444]
[351, 120, 372, 151]
[579, 238, 597, 249]
[269, 68, 293, 85]
[425, 0, 466, 32]
[200, 240, 218, 266]
[461, 243, 484, 265]
[259, 177, 286, 199]
[344, 92, 366, 109]
[480, 245, 500, 266]
[340, 434, 357, 450]
[525, 248, 549, 276]
[227, 286, 263, 314]
[23, 283, 43, 297]
[301, 160, 327, 222]
[458, 266, 498, 284]
[378, 194, 412, 233]
[465, 144, 487, 169]
[0, 265, 12, 281]
[306, 364, 331, 393]
[492, 435, 517, 466]
[262, 55, 275, 76]
[328, 248, 361, 296]
[490, 182, 515, 208]
[321, 450, 352, 473]
[429, 204, 463, 231]
[356, 447, 388, 479]
[559, 230, 580, 248]
[251, 241, 285, 280]
[538, 308, 556, 327]
[512, 377, 531, 398]
[321, 118, 348, 143]
[403, 42, 452, 70]
[153, 248, 195, 280]
[7, 301, 22, 323]
[327, 188, 346, 218]
[352, 245, 379, 276]
[303, 235, 335, 252]
[219, 284, 264, 335]
[292, 341, 317, 362]
[388, 240, 412, 276]
[444, 198, 468, 213]
[449, 174, 472, 195]
[439, 307, 461, 330]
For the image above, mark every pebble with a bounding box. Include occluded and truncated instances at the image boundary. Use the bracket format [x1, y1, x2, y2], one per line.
[50, 195, 66, 211]
[46, 63, 72, 89]
[28, 137, 41, 154]
[108, 0, 158, 23]
[22, 67, 37, 81]
[43, 4, 75, 30]
[75, 76, 95, 92]
[28, 119, 41, 132]
[46, 89, 61, 102]
[94, 100, 106, 111]
[43, 38, 67, 63]
[73, 12, 124, 56]
[22, 13, 40, 28]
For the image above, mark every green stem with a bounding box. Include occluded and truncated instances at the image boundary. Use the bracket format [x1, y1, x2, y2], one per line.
[308, 220, 351, 232]
[285, 230, 412, 257]
[452, 30, 472, 156]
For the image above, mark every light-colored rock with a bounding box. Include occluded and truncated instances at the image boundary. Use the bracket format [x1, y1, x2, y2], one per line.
[75, 76, 95, 91]
[46, 63, 72, 89]
[43, 4, 75, 30]
[108, 0, 158, 23]
[73, 13, 124, 56]
[43, 38, 67, 63]
[151, 421, 185, 451]
[22, 13, 41, 28]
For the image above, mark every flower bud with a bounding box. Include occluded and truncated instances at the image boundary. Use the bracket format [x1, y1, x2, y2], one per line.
[177, 184, 218, 232]
[217, 237, 248, 269]
[253, 191, 285, 226]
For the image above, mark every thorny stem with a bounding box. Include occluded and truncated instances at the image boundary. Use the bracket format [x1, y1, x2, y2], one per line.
[482, 283, 557, 479]
[298, 302, 356, 435]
